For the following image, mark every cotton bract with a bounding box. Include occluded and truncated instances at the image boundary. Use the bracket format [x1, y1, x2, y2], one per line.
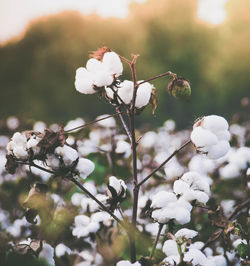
[191, 115, 230, 159]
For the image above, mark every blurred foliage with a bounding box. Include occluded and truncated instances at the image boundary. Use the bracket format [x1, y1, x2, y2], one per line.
[0, 0, 250, 128]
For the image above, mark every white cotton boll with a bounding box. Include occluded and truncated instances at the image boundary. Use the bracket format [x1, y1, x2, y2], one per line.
[204, 247, 213, 257]
[233, 239, 247, 249]
[181, 190, 209, 204]
[183, 249, 207, 265]
[47, 154, 60, 170]
[102, 52, 123, 77]
[93, 69, 114, 87]
[135, 82, 153, 109]
[0, 135, 9, 148]
[117, 80, 134, 104]
[205, 255, 227, 266]
[151, 191, 177, 208]
[175, 198, 193, 212]
[162, 240, 179, 256]
[140, 131, 157, 149]
[115, 140, 131, 158]
[33, 121, 46, 132]
[191, 127, 218, 148]
[173, 180, 190, 195]
[174, 207, 191, 224]
[64, 118, 85, 132]
[164, 160, 184, 181]
[152, 207, 176, 223]
[55, 243, 71, 257]
[109, 176, 127, 197]
[116, 260, 141, 266]
[175, 228, 198, 239]
[145, 223, 162, 236]
[39, 243, 55, 266]
[188, 155, 216, 174]
[13, 145, 29, 159]
[164, 119, 176, 131]
[105, 86, 115, 99]
[84, 182, 97, 195]
[71, 193, 85, 206]
[215, 130, 231, 141]
[201, 115, 229, 132]
[96, 114, 116, 128]
[189, 241, 205, 250]
[219, 163, 240, 179]
[76, 158, 95, 178]
[75, 67, 95, 94]
[86, 58, 103, 72]
[55, 145, 78, 166]
[12, 132, 27, 146]
[6, 116, 20, 130]
[75, 215, 90, 227]
[26, 135, 40, 149]
[163, 255, 180, 265]
[207, 140, 230, 159]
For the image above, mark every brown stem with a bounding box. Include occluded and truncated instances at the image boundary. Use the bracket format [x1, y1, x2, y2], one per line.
[116, 107, 132, 142]
[137, 140, 191, 187]
[64, 111, 123, 133]
[150, 223, 164, 260]
[137, 71, 177, 86]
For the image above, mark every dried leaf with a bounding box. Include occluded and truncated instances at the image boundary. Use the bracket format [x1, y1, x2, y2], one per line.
[149, 88, 158, 115]
[90, 46, 111, 61]
[5, 154, 18, 174]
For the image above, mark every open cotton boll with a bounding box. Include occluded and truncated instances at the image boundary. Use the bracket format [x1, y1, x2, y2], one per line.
[152, 207, 176, 224]
[183, 249, 207, 265]
[75, 67, 96, 94]
[76, 158, 95, 178]
[175, 228, 198, 239]
[163, 255, 180, 265]
[173, 180, 190, 195]
[162, 240, 179, 257]
[102, 51, 123, 77]
[191, 127, 218, 148]
[151, 191, 177, 208]
[93, 69, 114, 87]
[39, 242, 55, 266]
[116, 260, 141, 266]
[86, 58, 103, 72]
[117, 80, 134, 104]
[64, 118, 85, 132]
[55, 243, 72, 257]
[204, 255, 227, 266]
[96, 114, 116, 128]
[140, 131, 157, 149]
[108, 176, 127, 197]
[55, 145, 78, 166]
[135, 82, 153, 109]
[115, 140, 131, 158]
[219, 163, 240, 179]
[207, 140, 230, 159]
[189, 241, 205, 250]
[6, 116, 20, 130]
[201, 115, 229, 132]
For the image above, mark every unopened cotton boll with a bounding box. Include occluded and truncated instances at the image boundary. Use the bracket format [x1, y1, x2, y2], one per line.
[76, 158, 95, 178]
[135, 82, 154, 109]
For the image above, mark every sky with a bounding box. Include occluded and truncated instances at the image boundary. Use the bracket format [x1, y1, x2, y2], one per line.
[0, 0, 228, 43]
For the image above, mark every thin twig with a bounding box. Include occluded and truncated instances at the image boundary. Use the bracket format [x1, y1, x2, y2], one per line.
[110, 86, 128, 108]
[64, 111, 123, 133]
[137, 71, 177, 86]
[137, 140, 191, 187]
[150, 223, 164, 260]
[116, 107, 132, 142]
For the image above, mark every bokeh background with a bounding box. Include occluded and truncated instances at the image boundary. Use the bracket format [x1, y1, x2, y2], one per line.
[0, 0, 249, 129]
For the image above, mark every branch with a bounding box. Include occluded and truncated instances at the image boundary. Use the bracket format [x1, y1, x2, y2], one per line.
[64, 111, 123, 133]
[150, 223, 164, 260]
[116, 107, 132, 142]
[137, 71, 177, 86]
[137, 140, 191, 187]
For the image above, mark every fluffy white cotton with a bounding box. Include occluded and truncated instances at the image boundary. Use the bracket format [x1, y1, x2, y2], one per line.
[140, 131, 157, 149]
[75, 67, 96, 94]
[6, 116, 19, 130]
[55, 145, 78, 166]
[135, 82, 153, 109]
[102, 51, 123, 77]
[205, 255, 227, 266]
[33, 121, 46, 132]
[39, 242, 55, 266]
[191, 115, 230, 159]
[96, 114, 116, 128]
[162, 240, 179, 257]
[183, 249, 207, 265]
[7, 132, 28, 159]
[108, 176, 127, 198]
[55, 243, 72, 257]
[64, 118, 85, 132]
[116, 260, 141, 266]
[115, 140, 131, 158]
[175, 228, 198, 239]
[76, 158, 95, 178]
[151, 191, 177, 208]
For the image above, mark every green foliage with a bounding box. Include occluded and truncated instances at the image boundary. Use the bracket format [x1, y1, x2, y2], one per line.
[237, 243, 250, 259]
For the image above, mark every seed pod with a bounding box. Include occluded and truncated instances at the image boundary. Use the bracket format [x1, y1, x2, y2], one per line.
[168, 78, 191, 100]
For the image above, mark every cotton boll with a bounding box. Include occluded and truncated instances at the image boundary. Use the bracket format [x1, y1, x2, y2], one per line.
[33, 121, 46, 132]
[205, 255, 227, 266]
[64, 118, 85, 132]
[201, 115, 229, 132]
[164, 160, 184, 181]
[215, 130, 231, 141]
[188, 155, 216, 174]
[6, 116, 19, 130]
[183, 249, 207, 265]
[102, 52, 123, 77]
[71, 193, 85, 206]
[173, 180, 190, 195]
[116, 260, 141, 266]
[117, 80, 134, 104]
[108, 176, 127, 197]
[162, 240, 179, 256]
[75, 67, 95, 94]
[189, 241, 205, 250]
[163, 119, 176, 131]
[93, 69, 114, 87]
[163, 255, 180, 265]
[233, 239, 247, 249]
[47, 154, 60, 170]
[55, 146, 78, 166]
[96, 114, 116, 128]
[39, 243, 55, 266]
[115, 140, 131, 158]
[174, 207, 191, 224]
[207, 140, 230, 159]
[219, 163, 240, 179]
[140, 131, 157, 149]
[86, 58, 103, 73]
[76, 158, 95, 178]
[191, 127, 218, 148]
[175, 228, 198, 239]
[135, 82, 153, 109]
[13, 145, 29, 159]
[151, 191, 177, 208]
[55, 243, 72, 257]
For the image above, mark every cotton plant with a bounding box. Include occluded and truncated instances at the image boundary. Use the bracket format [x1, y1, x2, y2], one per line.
[2, 47, 250, 266]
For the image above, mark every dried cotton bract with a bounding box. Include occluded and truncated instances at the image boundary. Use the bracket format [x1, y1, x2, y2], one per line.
[191, 115, 230, 159]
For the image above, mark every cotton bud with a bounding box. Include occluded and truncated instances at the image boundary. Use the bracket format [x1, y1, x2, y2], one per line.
[168, 78, 191, 100]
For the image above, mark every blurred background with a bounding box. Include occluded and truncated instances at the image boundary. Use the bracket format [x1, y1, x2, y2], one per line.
[0, 0, 249, 129]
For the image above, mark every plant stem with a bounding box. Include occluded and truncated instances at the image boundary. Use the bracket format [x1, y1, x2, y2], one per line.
[116, 106, 132, 142]
[137, 71, 177, 86]
[137, 140, 191, 187]
[150, 223, 164, 260]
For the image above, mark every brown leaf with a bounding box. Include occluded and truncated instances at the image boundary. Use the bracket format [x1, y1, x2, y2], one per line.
[90, 46, 111, 61]
[5, 154, 18, 174]
[149, 88, 158, 115]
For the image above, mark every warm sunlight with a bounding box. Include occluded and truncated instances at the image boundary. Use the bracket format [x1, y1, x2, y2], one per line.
[198, 0, 228, 25]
